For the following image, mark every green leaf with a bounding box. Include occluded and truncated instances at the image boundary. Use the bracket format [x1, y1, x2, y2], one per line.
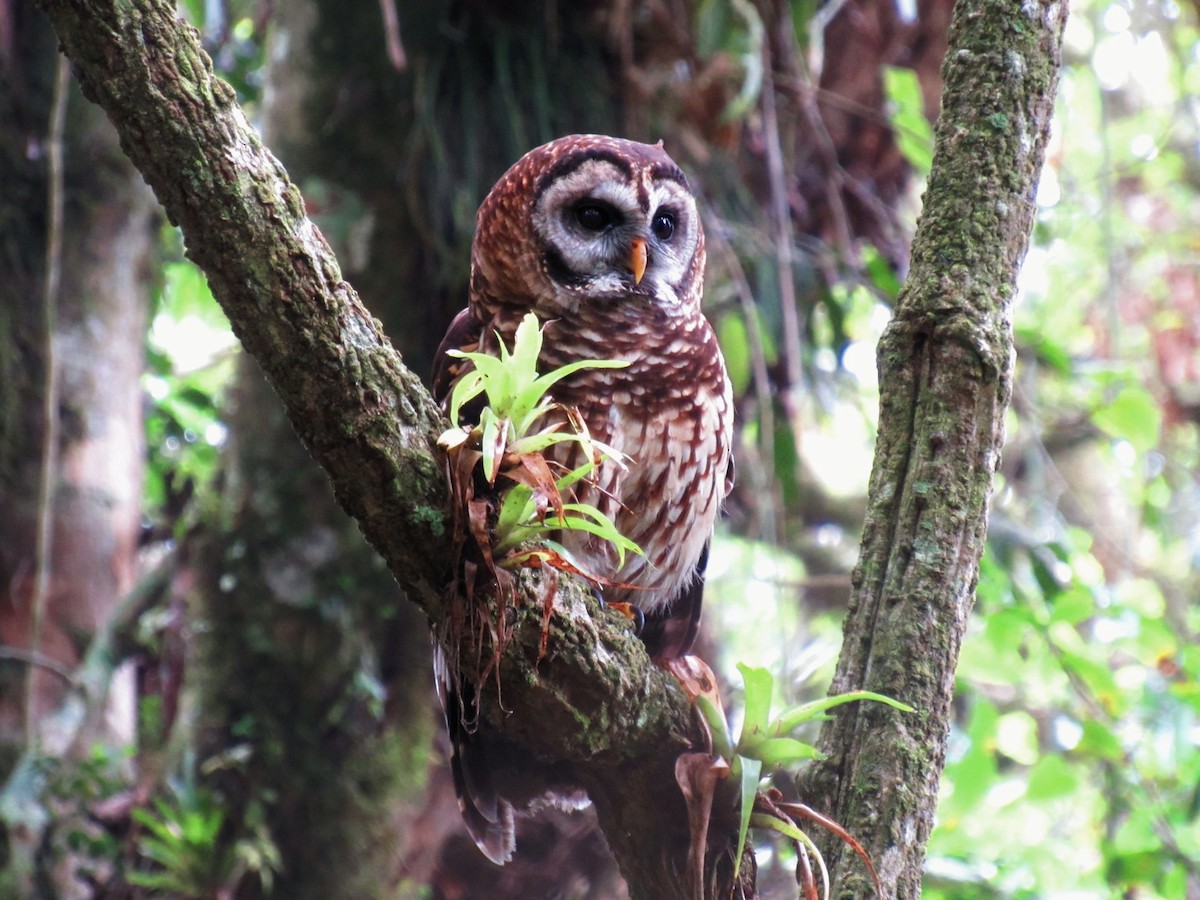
[1015, 322, 1073, 374]
[554, 458, 598, 491]
[882, 65, 934, 174]
[717, 312, 752, 396]
[506, 427, 577, 456]
[161, 261, 224, 325]
[733, 755, 762, 879]
[557, 504, 643, 566]
[531, 355, 630, 387]
[494, 484, 535, 542]
[773, 690, 913, 736]
[1059, 649, 1123, 713]
[735, 664, 775, 749]
[748, 811, 814, 851]
[479, 409, 505, 484]
[696, 694, 734, 762]
[746, 736, 824, 767]
[940, 739, 997, 816]
[1075, 719, 1124, 761]
[447, 369, 485, 426]
[1049, 584, 1096, 625]
[862, 245, 902, 301]
[509, 313, 544, 379]
[1026, 753, 1080, 801]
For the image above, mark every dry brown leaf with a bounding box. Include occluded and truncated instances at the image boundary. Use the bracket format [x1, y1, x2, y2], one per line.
[675, 752, 730, 900]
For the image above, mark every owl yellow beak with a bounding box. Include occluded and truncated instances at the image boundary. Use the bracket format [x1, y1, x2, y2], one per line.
[629, 237, 648, 285]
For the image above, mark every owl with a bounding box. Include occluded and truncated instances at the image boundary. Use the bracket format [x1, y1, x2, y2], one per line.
[433, 134, 734, 863]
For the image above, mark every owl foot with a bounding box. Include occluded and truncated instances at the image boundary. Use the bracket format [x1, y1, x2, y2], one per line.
[595, 592, 646, 635]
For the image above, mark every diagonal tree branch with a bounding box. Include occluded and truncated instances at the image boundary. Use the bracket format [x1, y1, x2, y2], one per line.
[34, 1, 715, 897]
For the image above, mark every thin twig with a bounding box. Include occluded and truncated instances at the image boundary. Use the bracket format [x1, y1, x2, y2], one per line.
[759, 42, 804, 402]
[783, 63, 856, 270]
[377, 0, 406, 71]
[27, 54, 70, 747]
[0, 647, 75, 685]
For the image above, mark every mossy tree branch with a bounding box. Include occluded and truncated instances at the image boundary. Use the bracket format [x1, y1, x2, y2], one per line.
[798, 1, 1066, 897]
[35, 1, 720, 897]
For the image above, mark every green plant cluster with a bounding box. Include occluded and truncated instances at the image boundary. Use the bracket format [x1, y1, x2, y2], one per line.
[439, 312, 642, 577]
[697, 663, 910, 893]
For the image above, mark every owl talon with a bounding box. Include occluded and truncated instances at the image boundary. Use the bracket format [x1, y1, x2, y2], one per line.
[603, 600, 645, 635]
[593, 589, 646, 635]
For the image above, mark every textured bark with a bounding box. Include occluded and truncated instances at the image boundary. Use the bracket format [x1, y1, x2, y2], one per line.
[34, 2, 719, 896]
[798, 1, 1066, 897]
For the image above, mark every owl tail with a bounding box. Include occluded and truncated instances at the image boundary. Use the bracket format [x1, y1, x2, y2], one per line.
[434, 645, 516, 864]
[448, 703, 517, 862]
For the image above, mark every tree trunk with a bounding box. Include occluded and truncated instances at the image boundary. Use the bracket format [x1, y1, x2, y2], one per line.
[798, 1, 1066, 896]
[182, 6, 442, 895]
[0, 3, 156, 892]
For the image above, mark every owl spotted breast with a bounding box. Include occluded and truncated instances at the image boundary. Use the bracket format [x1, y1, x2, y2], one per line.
[433, 134, 734, 863]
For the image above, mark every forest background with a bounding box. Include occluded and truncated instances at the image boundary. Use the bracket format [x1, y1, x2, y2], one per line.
[0, 0, 1196, 897]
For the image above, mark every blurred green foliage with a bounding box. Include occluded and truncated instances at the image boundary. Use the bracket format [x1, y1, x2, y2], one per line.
[921, 1, 1199, 893]
[128, 767, 280, 896]
[702, 1, 1199, 897]
[142, 243, 236, 536]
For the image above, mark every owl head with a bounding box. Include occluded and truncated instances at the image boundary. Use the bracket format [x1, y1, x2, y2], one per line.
[469, 134, 705, 320]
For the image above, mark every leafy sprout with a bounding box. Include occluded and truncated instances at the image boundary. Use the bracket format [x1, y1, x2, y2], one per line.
[128, 779, 280, 896]
[696, 663, 914, 898]
[438, 312, 643, 580]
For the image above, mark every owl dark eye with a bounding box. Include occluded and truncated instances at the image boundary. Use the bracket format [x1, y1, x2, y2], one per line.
[575, 201, 617, 232]
[651, 210, 676, 241]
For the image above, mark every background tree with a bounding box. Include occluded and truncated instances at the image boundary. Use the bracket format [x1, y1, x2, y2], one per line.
[0, 3, 156, 890]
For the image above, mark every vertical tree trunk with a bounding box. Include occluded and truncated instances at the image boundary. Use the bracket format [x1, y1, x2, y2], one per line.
[189, 6, 439, 897]
[798, 1, 1066, 896]
[0, 1, 156, 892]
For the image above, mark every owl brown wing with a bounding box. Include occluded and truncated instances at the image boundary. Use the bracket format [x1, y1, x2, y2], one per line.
[432, 306, 486, 405]
[435, 647, 517, 863]
[639, 541, 708, 660]
[435, 643, 586, 865]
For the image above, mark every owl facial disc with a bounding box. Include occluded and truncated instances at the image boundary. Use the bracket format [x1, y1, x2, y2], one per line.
[524, 145, 701, 310]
